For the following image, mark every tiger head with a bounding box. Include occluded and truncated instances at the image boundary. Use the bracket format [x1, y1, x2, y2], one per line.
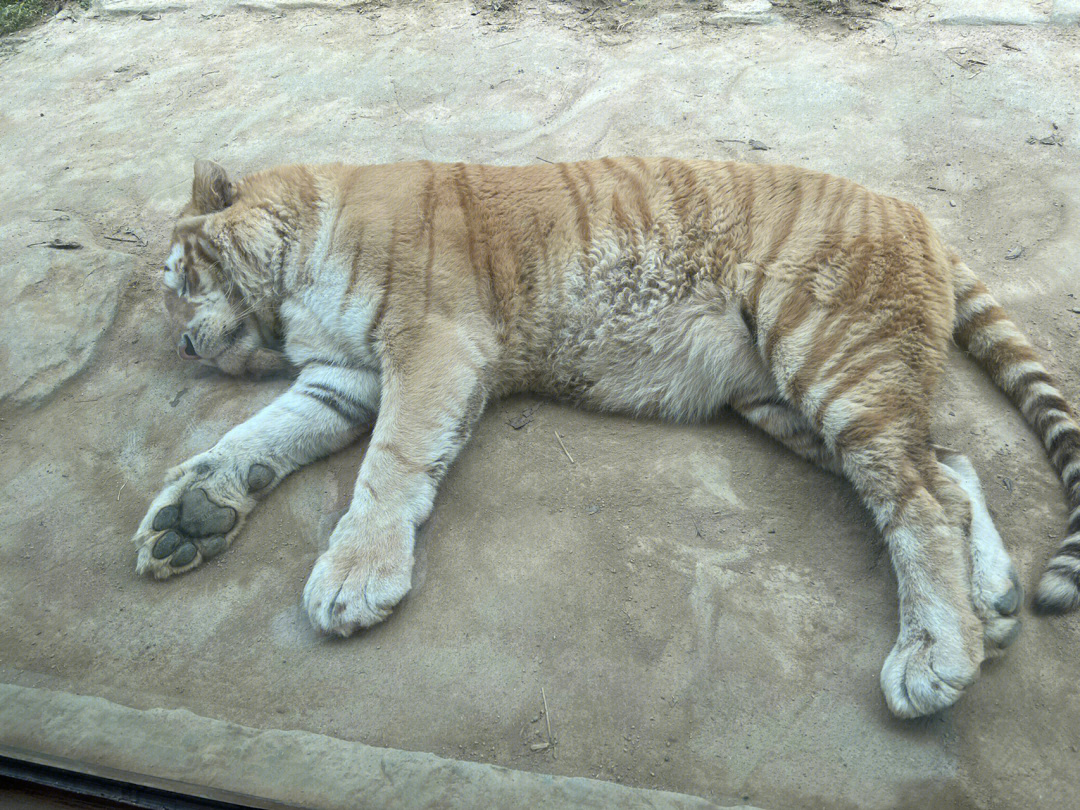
[163, 160, 287, 377]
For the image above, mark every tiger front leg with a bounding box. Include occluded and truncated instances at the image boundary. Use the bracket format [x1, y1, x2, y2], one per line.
[303, 331, 488, 636]
[133, 365, 378, 578]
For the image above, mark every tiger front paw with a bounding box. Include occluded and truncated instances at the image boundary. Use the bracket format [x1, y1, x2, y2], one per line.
[132, 455, 278, 578]
[302, 514, 414, 636]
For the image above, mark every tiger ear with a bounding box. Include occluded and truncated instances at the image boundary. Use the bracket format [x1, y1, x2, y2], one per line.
[192, 159, 236, 214]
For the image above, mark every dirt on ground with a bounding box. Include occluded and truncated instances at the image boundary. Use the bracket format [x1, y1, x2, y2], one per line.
[1, 2, 1079, 809]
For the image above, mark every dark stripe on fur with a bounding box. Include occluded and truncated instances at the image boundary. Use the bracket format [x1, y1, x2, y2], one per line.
[310, 381, 373, 422]
[300, 384, 373, 425]
[1012, 369, 1054, 398]
[1029, 393, 1072, 422]
[1065, 465, 1080, 494]
[427, 454, 451, 481]
[1055, 541, 1080, 562]
[557, 162, 591, 245]
[365, 223, 395, 347]
[739, 304, 758, 345]
[1045, 562, 1080, 584]
[955, 306, 1007, 345]
[1047, 424, 1080, 464]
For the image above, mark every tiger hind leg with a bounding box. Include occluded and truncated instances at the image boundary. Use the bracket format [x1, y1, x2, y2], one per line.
[733, 395, 1019, 655]
[805, 374, 984, 716]
[850, 443, 984, 716]
[935, 452, 1023, 651]
[731, 396, 843, 475]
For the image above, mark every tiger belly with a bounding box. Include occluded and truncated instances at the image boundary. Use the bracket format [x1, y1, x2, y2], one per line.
[540, 237, 776, 420]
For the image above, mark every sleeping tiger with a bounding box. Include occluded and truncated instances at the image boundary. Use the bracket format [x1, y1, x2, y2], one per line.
[134, 158, 1080, 718]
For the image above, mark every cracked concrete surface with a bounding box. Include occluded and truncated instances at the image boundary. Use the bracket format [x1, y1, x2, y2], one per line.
[1, 212, 132, 405]
[1, 2, 1079, 808]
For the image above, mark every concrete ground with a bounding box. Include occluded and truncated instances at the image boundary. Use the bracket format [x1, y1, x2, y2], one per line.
[1, 1, 1079, 808]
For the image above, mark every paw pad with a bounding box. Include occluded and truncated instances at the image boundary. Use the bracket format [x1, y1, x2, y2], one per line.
[153, 530, 180, 559]
[177, 488, 237, 536]
[247, 463, 274, 492]
[995, 619, 1022, 648]
[197, 535, 227, 559]
[994, 582, 1021, 616]
[170, 542, 198, 567]
[142, 488, 238, 572]
[152, 505, 179, 532]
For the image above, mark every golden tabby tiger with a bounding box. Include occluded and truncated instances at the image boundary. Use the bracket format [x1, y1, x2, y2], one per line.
[134, 158, 1080, 718]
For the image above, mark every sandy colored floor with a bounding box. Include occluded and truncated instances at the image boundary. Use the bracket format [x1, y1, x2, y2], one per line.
[1, 2, 1079, 808]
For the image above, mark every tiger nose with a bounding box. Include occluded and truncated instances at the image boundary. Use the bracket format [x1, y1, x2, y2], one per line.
[179, 333, 199, 359]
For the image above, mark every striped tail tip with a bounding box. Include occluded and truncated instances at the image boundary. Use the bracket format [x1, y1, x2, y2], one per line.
[1033, 562, 1080, 614]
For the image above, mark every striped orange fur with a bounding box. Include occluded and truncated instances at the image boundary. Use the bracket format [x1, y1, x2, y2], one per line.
[136, 158, 1077, 718]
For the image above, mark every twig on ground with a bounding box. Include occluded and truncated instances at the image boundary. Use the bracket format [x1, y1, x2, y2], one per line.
[542, 685, 557, 760]
[102, 235, 145, 247]
[373, 25, 406, 37]
[27, 239, 81, 250]
[554, 430, 574, 464]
